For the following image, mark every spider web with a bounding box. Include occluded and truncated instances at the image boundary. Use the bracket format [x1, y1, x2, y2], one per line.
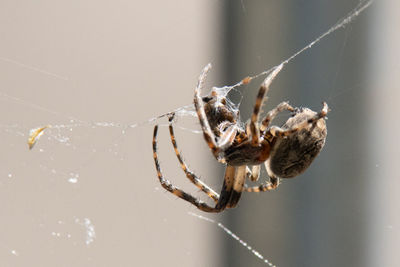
[19, 0, 372, 157]
[0, 1, 372, 266]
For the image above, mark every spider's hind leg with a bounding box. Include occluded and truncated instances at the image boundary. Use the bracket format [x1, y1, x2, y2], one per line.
[244, 165, 280, 192]
[244, 175, 280, 192]
[167, 114, 219, 203]
[269, 102, 329, 138]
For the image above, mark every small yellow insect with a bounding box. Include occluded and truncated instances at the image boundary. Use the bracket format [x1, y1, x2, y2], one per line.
[28, 125, 51, 149]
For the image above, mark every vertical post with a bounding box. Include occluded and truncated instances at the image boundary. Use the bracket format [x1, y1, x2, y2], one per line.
[221, 1, 371, 266]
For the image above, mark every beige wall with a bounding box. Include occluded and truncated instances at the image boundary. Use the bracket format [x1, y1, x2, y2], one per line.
[0, 1, 222, 266]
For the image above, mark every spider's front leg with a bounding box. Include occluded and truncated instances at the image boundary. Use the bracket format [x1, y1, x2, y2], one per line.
[152, 125, 219, 212]
[153, 123, 241, 213]
[193, 65, 237, 161]
[193, 65, 220, 158]
[167, 113, 219, 202]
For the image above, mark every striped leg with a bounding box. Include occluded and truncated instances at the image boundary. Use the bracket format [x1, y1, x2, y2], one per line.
[249, 64, 284, 145]
[260, 101, 294, 132]
[193, 65, 238, 162]
[244, 176, 280, 192]
[167, 115, 219, 203]
[215, 124, 238, 152]
[269, 102, 329, 138]
[246, 165, 261, 182]
[193, 64, 221, 158]
[216, 166, 246, 210]
[226, 166, 246, 208]
[153, 125, 222, 212]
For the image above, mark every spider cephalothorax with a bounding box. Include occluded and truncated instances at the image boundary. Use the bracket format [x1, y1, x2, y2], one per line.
[152, 64, 328, 212]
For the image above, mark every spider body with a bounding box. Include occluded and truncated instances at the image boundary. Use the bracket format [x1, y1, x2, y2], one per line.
[152, 64, 328, 212]
[223, 139, 270, 166]
[267, 107, 327, 178]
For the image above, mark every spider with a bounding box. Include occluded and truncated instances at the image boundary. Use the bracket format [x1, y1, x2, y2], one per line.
[152, 63, 328, 213]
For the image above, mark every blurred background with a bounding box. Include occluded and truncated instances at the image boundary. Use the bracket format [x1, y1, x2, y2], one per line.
[0, 0, 397, 266]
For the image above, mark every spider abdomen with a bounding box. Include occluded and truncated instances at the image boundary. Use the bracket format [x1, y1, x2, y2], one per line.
[267, 109, 327, 178]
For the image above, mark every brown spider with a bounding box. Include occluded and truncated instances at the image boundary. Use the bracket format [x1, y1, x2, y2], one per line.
[152, 64, 328, 213]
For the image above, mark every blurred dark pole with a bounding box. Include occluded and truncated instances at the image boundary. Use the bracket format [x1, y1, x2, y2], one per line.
[220, 1, 370, 266]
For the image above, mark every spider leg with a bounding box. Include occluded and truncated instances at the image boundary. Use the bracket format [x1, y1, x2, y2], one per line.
[153, 125, 223, 212]
[244, 175, 280, 192]
[216, 166, 246, 209]
[227, 165, 246, 208]
[269, 102, 329, 138]
[215, 166, 235, 210]
[215, 124, 238, 154]
[167, 115, 219, 203]
[193, 64, 221, 158]
[193, 65, 239, 161]
[259, 101, 294, 132]
[249, 64, 284, 145]
[246, 165, 261, 182]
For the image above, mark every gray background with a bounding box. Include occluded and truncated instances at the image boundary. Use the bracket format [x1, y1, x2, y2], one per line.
[0, 0, 398, 266]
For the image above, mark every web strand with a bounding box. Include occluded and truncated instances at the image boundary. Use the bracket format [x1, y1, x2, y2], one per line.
[188, 212, 277, 267]
[222, 0, 374, 94]
[0, 1, 373, 150]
